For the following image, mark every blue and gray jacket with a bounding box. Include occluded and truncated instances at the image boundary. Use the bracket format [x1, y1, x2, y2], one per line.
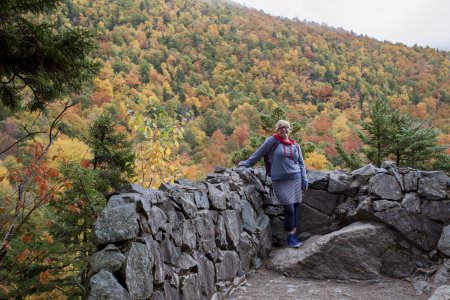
[241, 136, 308, 187]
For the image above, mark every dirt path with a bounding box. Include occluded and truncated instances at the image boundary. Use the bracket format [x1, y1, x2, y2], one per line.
[230, 261, 428, 300]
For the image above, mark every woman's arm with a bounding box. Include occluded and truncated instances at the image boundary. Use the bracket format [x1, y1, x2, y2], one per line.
[239, 136, 275, 167]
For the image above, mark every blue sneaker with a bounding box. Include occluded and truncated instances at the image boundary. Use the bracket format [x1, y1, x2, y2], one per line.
[287, 234, 301, 248]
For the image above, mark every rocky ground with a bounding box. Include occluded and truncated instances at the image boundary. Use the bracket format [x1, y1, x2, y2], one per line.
[230, 260, 428, 300]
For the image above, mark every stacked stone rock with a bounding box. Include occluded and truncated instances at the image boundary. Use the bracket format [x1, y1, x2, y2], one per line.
[87, 162, 450, 299]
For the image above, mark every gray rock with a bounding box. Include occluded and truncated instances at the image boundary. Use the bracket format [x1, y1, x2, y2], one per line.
[375, 207, 441, 250]
[193, 251, 216, 298]
[303, 189, 339, 215]
[87, 270, 130, 300]
[438, 226, 450, 256]
[351, 164, 379, 184]
[243, 184, 263, 210]
[270, 216, 286, 245]
[181, 219, 196, 250]
[298, 203, 332, 234]
[401, 193, 421, 213]
[222, 210, 242, 248]
[418, 178, 447, 200]
[372, 200, 401, 212]
[348, 196, 373, 220]
[172, 192, 198, 218]
[176, 253, 197, 272]
[107, 193, 142, 209]
[234, 167, 254, 182]
[264, 205, 284, 216]
[421, 200, 450, 222]
[256, 212, 272, 257]
[150, 291, 165, 300]
[167, 211, 184, 246]
[117, 183, 147, 195]
[89, 244, 125, 277]
[434, 259, 450, 285]
[216, 251, 240, 281]
[423, 171, 450, 187]
[194, 211, 216, 253]
[161, 233, 181, 265]
[123, 242, 153, 299]
[307, 170, 329, 190]
[412, 277, 432, 296]
[382, 161, 405, 190]
[194, 190, 210, 209]
[404, 171, 421, 191]
[180, 274, 202, 300]
[92, 204, 139, 246]
[241, 200, 256, 234]
[335, 197, 358, 219]
[151, 241, 165, 284]
[215, 215, 227, 249]
[269, 222, 414, 280]
[328, 171, 352, 194]
[227, 192, 242, 212]
[207, 183, 227, 210]
[369, 173, 403, 200]
[239, 232, 257, 272]
[164, 281, 180, 300]
[147, 206, 168, 235]
[428, 285, 450, 300]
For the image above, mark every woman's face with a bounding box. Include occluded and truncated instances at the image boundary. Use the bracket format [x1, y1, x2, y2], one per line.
[277, 125, 290, 139]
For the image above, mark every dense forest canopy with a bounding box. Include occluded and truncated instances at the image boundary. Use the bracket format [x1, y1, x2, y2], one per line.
[2, 0, 449, 183]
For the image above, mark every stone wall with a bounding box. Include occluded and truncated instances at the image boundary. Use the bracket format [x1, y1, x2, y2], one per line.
[86, 162, 450, 299]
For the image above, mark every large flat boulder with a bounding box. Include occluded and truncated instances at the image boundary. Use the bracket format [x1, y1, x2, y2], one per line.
[268, 221, 416, 280]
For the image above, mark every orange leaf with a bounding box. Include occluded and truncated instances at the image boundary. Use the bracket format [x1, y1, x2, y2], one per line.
[63, 181, 73, 189]
[20, 235, 32, 244]
[14, 249, 30, 263]
[0, 175, 4, 182]
[41, 232, 54, 244]
[48, 168, 59, 178]
[81, 159, 90, 170]
[5, 197, 12, 205]
[68, 204, 81, 214]
[39, 271, 50, 284]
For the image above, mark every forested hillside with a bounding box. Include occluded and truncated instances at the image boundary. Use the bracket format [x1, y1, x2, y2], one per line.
[2, 0, 449, 185]
[1, 0, 449, 297]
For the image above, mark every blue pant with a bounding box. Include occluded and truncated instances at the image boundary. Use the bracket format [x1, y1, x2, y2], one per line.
[283, 203, 299, 232]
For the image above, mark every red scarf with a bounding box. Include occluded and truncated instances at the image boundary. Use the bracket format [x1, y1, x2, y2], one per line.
[273, 134, 296, 145]
[273, 134, 296, 160]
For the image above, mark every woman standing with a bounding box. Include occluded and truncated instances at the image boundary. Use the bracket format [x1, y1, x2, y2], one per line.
[238, 120, 308, 248]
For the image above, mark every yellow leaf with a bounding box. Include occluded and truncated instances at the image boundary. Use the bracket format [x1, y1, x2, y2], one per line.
[165, 148, 171, 156]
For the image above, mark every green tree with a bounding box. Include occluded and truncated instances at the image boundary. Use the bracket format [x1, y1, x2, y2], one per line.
[0, 0, 99, 111]
[389, 111, 445, 169]
[357, 97, 392, 167]
[86, 113, 135, 193]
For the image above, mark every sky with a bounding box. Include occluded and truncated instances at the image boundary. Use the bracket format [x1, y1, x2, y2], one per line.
[235, 0, 450, 51]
